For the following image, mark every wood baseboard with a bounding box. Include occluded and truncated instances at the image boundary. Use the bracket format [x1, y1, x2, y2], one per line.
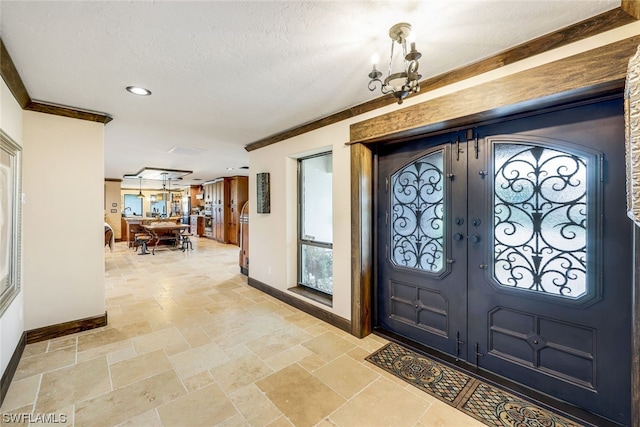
[25, 312, 108, 344]
[1, 332, 26, 407]
[247, 277, 351, 334]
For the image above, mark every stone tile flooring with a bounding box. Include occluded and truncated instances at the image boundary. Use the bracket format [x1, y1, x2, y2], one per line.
[1, 238, 484, 426]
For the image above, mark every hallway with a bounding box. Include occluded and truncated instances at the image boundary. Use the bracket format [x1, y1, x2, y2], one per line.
[0, 238, 482, 426]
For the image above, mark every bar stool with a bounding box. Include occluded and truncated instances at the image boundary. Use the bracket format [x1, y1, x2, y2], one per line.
[136, 235, 151, 255]
[180, 231, 193, 251]
[133, 232, 151, 252]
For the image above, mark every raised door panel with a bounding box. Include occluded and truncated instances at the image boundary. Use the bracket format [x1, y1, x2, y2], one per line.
[230, 177, 248, 246]
[229, 178, 238, 207]
[227, 178, 238, 245]
[190, 216, 197, 235]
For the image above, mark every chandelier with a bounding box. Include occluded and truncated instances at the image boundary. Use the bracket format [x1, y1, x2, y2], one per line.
[368, 23, 422, 105]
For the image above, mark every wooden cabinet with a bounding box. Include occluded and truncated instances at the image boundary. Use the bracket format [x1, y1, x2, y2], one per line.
[191, 185, 204, 209]
[227, 176, 248, 245]
[202, 176, 248, 245]
[190, 215, 205, 237]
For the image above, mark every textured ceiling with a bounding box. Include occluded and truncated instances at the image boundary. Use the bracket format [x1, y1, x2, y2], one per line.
[0, 0, 620, 189]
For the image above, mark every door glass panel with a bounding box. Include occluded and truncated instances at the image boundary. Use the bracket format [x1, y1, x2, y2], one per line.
[493, 143, 588, 298]
[390, 150, 445, 273]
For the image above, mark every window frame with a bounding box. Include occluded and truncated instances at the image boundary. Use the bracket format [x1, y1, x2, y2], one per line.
[0, 130, 22, 317]
[123, 194, 143, 217]
[297, 151, 333, 296]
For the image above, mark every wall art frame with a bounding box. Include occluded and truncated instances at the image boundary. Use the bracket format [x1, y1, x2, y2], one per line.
[257, 172, 270, 214]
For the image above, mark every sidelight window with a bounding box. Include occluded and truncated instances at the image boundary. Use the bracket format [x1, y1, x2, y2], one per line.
[298, 152, 333, 295]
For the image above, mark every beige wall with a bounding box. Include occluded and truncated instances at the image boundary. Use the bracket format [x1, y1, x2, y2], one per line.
[22, 111, 105, 330]
[248, 21, 640, 326]
[105, 180, 122, 239]
[0, 80, 24, 375]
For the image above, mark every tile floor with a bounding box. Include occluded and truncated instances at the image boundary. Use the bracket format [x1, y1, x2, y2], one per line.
[1, 238, 484, 426]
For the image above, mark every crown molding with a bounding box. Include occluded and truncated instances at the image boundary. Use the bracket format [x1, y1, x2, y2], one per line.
[0, 37, 112, 125]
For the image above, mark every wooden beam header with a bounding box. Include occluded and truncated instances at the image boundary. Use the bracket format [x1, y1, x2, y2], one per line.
[0, 37, 112, 124]
[245, 7, 637, 152]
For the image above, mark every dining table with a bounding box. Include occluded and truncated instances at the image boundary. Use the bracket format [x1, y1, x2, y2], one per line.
[141, 223, 190, 255]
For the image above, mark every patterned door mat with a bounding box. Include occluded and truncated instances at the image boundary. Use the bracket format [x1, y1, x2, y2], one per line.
[366, 342, 584, 427]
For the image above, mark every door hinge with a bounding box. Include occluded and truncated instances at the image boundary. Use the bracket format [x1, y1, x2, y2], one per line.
[455, 137, 463, 161]
[474, 343, 484, 368]
[385, 211, 389, 226]
[456, 331, 465, 356]
[385, 177, 389, 193]
[466, 129, 479, 159]
[446, 259, 455, 264]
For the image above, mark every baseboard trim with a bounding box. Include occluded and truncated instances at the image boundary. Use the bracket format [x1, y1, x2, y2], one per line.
[25, 312, 108, 344]
[1, 332, 26, 407]
[247, 277, 351, 334]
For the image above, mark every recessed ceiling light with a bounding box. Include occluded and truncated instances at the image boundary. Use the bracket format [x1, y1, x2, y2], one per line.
[226, 167, 234, 171]
[126, 86, 152, 96]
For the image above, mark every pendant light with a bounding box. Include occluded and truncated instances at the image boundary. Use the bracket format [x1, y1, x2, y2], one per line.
[137, 177, 145, 198]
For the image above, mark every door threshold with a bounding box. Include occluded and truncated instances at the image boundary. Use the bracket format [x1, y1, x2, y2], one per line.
[372, 327, 625, 427]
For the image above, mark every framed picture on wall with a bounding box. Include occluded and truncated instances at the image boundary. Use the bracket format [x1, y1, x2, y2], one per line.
[0, 130, 22, 317]
[257, 172, 270, 214]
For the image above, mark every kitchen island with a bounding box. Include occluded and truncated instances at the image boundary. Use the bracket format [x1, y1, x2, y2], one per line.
[121, 216, 182, 248]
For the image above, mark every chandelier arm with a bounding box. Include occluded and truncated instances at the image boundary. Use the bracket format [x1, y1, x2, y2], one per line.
[380, 85, 395, 95]
[368, 79, 395, 94]
[368, 79, 381, 92]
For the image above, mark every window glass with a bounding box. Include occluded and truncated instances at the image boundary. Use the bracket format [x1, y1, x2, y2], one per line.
[390, 150, 445, 273]
[301, 154, 333, 243]
[493, 143, 588, 298]
[299, 152, 333, 295]
[123, 194, 143, 217]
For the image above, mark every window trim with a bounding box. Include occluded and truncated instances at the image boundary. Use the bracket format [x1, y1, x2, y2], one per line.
[297, 151, 333, 296]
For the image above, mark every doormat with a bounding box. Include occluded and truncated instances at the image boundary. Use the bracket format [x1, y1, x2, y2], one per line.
[365, 342, 584, 427]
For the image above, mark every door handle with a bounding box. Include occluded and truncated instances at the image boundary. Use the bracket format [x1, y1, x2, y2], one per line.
[470, 234, 481, 243]
[454, 233, 464, 241]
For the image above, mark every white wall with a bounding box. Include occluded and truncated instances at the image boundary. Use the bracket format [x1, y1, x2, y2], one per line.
[248, 21, 640, 326]
[22, 111, 105, 330]
[0, 79, 24, 376]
